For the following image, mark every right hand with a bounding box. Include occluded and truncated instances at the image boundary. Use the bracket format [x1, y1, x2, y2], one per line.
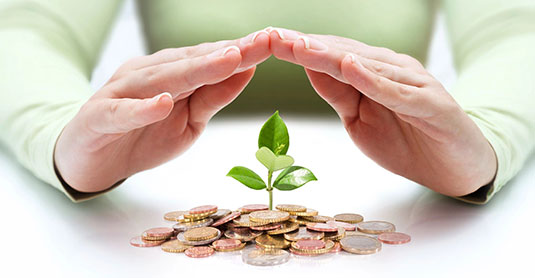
[54, 30, 271, 193]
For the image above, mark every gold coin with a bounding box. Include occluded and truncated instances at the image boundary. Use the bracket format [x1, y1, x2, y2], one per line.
[163, 211, 189, 222]
[284, 227, 324, 241]
[184, 210, 216, 220]
[267, 222, 300, 235]
[301, 215, 334, 223]
[232, 214, 267, 227]
[249, 210, 290, 224]
[340, 235, 382, 254]
[184, 227, 220, 241]
[161, 239, 191, 253]
[323, 227, 346, 241]
[290, 240, 335, 255]
[255, 234, 291, 249]
[288, 216, 312, 225]
[334, 213, 364, 224]
[356, 221, 396, 234]
[289, 209, 319, 217]
[275, 204, 307, 213]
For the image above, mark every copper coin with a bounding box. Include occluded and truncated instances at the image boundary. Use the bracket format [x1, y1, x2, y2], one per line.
[142, 227, 174, 240]
[185, 246, 214, 258]
[340, 235, 382, 255]
[189, 205, 218, 215]
[330, 242, 342, 253]
[378, 232, 411, 244]
[294, 239, 325, 250]
[239, 204, 269, 214]
[284, 227, 324, 241]
[276, 204, 307, 212]
[290, 240, 335, 255]
[160, 239, 191, 253]
[302, 215, 334, 223]
[212, 211, 241, 227]
[267, 222, 300, 235]
[250, 223, 282, 231]
[163, 211, 189, 222]
[306, 223, 338, 232]
[326, 220, 357, 231]
[212, 238, 243, 251]
[210, 209, 232, 220]
[334, 213, 364, 224]
[130, 236, 165, 247]
[173, 218, 213, 232]
[183, 227, 220, 241]
[224, 228, 263, 242]
[357, 221, 396, 234]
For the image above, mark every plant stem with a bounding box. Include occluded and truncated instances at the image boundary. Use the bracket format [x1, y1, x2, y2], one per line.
[267, 170, 273, 210]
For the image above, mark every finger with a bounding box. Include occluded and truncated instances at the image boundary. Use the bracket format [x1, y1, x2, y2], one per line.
[88, 92, 174, 135]
[268, 27, 303, 64]
[305, 68, 360, 124]
[189, 67, 256, 125]
[109, 46, 243, 99]
[117, 30, 270, 73]
[358, 56, 429, 87]
[341, 54, 427, 117]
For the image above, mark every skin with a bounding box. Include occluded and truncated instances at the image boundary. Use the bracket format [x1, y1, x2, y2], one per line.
[55, 27, 497, 197]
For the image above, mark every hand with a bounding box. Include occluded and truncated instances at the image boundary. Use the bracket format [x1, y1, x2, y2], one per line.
[55, 30, 271, 192]
[268, 27, 497, 197]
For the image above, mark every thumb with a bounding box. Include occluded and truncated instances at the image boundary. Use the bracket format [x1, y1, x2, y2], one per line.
[88, 92, 174, 134]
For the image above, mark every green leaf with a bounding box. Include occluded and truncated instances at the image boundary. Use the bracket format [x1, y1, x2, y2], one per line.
[273, 166, 317, 191]
[258, 111, 290, 155]
[227, 166, 266, 190]
[255, 147, 294, 171]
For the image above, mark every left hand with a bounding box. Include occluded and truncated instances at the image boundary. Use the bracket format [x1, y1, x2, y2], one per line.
[268, 27, 497, 197]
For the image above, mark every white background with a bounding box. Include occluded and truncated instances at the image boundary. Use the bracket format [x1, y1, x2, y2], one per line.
[1, 1, 533, 277]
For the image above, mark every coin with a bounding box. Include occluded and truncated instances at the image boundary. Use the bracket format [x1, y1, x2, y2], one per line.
[173, 218, 213, 232]
[189, 205, 218, 215]
[233, 214, 268, 227]
[267, 222, 300, 235]
[224, 228, 263, 242]
[340, 235, 382, 255]
[163, 211, 189, 222]
[290, 240, 335, 256]
[161, 239, 191, 253]
[255, 234, 291, 249]
[330, 242, 342, 253]
[326, 220, 357, 231]
[288, 208, 318, 217]
[212, 239, 245, 252]
[323, 227, 346, 241]
[242, 248, 290, 266]
[130, 236, 165, 247]
[377, 232, 411, 244]
[184, 227, 220, 241]
[288, 216, 312, 225]
[306, 223, 338, 233]
[185, 246, 214, 258]
[284, 227, 324, 241]
[239, 204, 269, 214]
[302, 215, 334, 223]
[357, 221, 396, 234]
[184, 210, 216, 220]
[142, 227, 174, 241]
[212, 211, 241, 227]
[276, 204, 307, 212]
[177, 229, 221, 246]
[334, 213, 364, 224]
[293, 239, 325, 250]
[210, 209, 232, 220]
[345, 230, 377, 238]
[249, 210, 290, 224]
[250, 223, 282, 231]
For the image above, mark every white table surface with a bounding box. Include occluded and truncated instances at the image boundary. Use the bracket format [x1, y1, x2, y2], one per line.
[1, 116, 534, 278]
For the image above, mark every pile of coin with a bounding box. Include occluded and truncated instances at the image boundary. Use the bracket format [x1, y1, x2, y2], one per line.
[130, 204, 411, 266]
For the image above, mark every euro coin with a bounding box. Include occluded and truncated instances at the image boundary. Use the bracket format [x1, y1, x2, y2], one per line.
[340, 235, 382, 254]
[212, 239, 245, 252]
[267, 222, 299, 235]
[173, 218, 213, 232]
[242, 248, 290, 266]
[255, 234, 291, 249]
[301, 215, 334, 223]
[377, 232, 411, 244]
[212, 211, 241, 227]
[249, 210, 290, 224]
[306, 223, 338, 233]
[185, 246, 214, 258]
[276, 204, 307, 212]
[233, 214, 268, 227]
[160, 239, 191, 253]
[250, 223, 282, 231]
[224, 228, 263, 242]
[177, 230, 221, 246]
[334, 213, 364, 224]
[288, 208, 318, 217]
[239, 204, 269, 214]
[163, 211, 189, 222]
[323, 227, 346, 241]
[284, 227, 324, 241]
[292, 239, 325, 251]
[290, 240, 335, 256]
[142, 227, 174, 241]
[326, 220, 356, 231]
[130, 236, 165, 247]
[210, 209, 232, 220]
[357, 221, 395, 234]
[184, 227, 220, 241]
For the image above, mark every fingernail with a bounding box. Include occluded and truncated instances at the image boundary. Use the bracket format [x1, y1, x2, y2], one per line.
[152, 92, 172, 103]
[265, 26, 274, 32]
[272, 28, 285, 40]
[252, 30, 269, 42]
[297, 36, 328, 51]
[207, 46, 241, 58]
[347, 54, 356, 63]
[223, 45, 240, 56]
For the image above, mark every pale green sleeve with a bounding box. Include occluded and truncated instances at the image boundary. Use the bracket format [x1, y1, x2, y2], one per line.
[0, 0, 123, 201]
[444, 0, 535, 204]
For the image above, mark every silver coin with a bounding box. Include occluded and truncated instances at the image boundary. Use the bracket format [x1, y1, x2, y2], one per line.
[176, 229, 221, 246]
[284, 227, 324, 241]
[172, 218, 214, 232]
[356, 221, 395, 234]
[340, 235, 382, 254]
[210, 209, 232, 220]
[224, 228, 262, 242]
[242, 248, 290, 266]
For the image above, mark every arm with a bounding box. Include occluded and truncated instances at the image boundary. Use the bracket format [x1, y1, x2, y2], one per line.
[444, 0, 535, 203]
[0, 0, 123, 201]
